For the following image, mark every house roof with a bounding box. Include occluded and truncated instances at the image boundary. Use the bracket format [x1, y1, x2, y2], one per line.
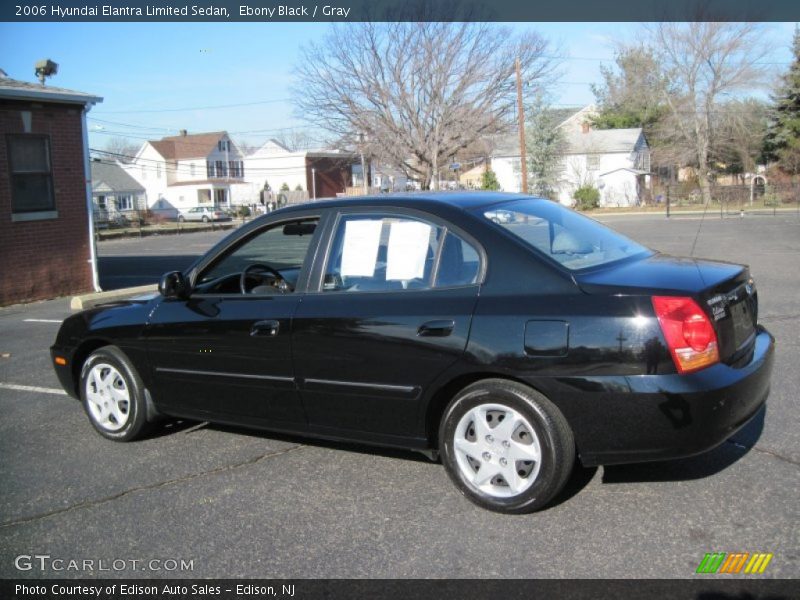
[492, 106, 583, 156]
[599, 167, 650, 177]
[90, 160, 145, 193]
[563, 128, 644, 155]
[0, 74, 102, 105]
[150, 132, 227, 161]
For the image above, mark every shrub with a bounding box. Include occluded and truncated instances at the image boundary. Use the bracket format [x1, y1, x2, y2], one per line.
[280, 182, 290, 191]
[481, 169, 500, 191]
[574, 185, 600, 210]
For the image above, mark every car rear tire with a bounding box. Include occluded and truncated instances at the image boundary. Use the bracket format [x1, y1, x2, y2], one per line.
[439, 379, 575, 513]
[178, 215, 185, 222]
[202, 215, 209, 223]
[80, 346, 150, 442]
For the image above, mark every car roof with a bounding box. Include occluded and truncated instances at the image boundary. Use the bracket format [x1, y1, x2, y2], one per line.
[274, 191, 534, 215]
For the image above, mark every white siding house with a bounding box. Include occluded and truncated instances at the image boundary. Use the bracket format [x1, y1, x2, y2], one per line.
[122, 131, 247, 213]
[243, 139, 359, 200]
[491, 106, 651, 207]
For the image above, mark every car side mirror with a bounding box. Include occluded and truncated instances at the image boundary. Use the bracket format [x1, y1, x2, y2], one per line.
[158, 271, 189, 299]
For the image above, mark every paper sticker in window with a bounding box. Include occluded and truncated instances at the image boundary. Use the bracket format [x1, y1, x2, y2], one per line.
[340, 219, 382, 277]
[386, 220, 431, 281]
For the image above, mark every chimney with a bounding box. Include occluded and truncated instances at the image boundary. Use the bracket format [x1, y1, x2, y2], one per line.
[581, 122, 591, 134]
[179, 129, 188, 137]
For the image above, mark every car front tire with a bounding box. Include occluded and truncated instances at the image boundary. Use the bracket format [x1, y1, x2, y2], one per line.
[439, 379, 575, 513]
[80, 346, 150, 442]
[202, 215, 209, 223]
[178, 215, 185, 222]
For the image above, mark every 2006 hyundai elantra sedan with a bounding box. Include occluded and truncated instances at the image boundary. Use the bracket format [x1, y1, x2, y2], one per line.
[51, 193, 774, 513]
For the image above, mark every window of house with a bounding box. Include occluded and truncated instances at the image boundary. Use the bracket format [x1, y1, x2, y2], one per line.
[190, 162, 196, 177]
[7, 135, 55, 214]
[116, 195, 132, 211]
[97, 195, 107, 209]
[586, 155, 601, 171]
[156, 163, 162, 178]
[216, 160, 226, 177]
[207, 161, 215, 178]
[214, 189, 227, 206]
[322, 214, 481, 293]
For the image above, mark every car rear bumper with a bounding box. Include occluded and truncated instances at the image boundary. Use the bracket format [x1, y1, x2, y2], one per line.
[549, 327, 775, 467]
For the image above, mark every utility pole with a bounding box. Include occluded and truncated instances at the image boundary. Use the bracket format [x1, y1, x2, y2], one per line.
[516, 58, 528, 194]
[358, 132, 368, 195]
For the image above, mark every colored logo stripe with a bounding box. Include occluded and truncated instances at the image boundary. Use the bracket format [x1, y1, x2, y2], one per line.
[744, 553, 773, 574]
[696, 552, 773, 574]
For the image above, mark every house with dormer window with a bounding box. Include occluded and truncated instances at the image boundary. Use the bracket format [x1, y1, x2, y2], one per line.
[490, 105, 651, 207]
[122, 130, 245, 212]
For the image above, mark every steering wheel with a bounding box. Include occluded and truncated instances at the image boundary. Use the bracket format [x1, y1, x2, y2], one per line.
[240, 263, 287, 294]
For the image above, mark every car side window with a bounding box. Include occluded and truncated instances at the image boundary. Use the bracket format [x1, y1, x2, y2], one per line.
[435, 231, 480, 287]
[323, 214, 480, 292]
[195, 218, 318, 294]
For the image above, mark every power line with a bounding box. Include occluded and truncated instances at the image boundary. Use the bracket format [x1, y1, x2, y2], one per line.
[93, 97, 293, 115]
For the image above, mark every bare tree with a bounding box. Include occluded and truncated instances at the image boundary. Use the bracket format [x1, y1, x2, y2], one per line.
[649, 22, 770, 204]
[713, 98, 769, 180]
[102, 137, 141, 162]
[294, 23, 556, 189]
[272, 129, 316, 152]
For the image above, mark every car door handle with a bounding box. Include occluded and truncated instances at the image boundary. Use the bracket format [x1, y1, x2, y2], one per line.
[250, 320, 280, 337]
[418, 320, 455, 337]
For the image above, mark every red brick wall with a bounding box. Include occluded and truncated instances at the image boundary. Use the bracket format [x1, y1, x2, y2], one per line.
[0, 99, 94, 305]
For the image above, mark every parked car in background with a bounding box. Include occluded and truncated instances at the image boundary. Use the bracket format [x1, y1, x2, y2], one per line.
[484, 208, 516, 224]
[51, 193, 774, 513]
[178, 206, 232, 223]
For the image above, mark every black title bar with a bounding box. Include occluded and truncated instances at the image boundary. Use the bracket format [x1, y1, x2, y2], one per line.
[4, 0, 800, 22]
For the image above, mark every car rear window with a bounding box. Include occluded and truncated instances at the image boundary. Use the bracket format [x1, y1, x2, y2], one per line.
[478, 199, 651, 271]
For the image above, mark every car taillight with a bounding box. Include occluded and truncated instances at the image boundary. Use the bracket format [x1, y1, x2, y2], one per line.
[652, 296, 719, 374]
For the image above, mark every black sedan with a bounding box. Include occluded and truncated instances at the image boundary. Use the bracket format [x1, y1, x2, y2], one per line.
[51, 193, 774, 513]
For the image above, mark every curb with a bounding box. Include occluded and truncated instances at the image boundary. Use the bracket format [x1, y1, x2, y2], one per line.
[71, 285, 158, 311]
[96, 221, 241, 242]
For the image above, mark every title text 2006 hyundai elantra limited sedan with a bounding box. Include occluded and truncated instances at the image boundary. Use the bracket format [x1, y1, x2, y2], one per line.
[51, 193, 774, 513]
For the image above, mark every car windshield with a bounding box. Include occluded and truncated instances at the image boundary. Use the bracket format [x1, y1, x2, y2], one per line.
[478, 198, 651, 271]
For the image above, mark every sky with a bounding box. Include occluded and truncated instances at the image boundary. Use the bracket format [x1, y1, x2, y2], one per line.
[0, 21, 796, 155]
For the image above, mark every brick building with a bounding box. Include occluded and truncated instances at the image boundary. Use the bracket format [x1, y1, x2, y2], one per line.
[0, 73, 102, 305]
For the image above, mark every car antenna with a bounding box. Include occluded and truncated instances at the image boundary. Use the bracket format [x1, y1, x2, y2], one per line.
[689, 195, 712, 257]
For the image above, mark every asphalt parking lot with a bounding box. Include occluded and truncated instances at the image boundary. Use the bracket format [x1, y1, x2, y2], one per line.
[0, 213, 798, 579]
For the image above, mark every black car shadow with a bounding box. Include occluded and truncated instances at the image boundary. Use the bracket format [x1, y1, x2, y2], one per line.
[601, 405, 766, 484]
[196, 421, 436, 464]
[141, 405, 765, 511]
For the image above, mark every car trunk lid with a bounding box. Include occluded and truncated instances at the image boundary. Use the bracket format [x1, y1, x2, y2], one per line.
[575, 254, 758, 364]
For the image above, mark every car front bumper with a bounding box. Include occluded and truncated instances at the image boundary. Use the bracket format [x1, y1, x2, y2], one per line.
[542, 327, 775, 467]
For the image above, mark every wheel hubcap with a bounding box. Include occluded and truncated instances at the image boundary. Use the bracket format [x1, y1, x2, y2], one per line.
[85, 363, 131, 432]
[453, 403, 542, 498]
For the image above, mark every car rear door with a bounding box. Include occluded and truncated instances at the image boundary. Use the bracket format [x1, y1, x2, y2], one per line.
[291, 208, 484, 438]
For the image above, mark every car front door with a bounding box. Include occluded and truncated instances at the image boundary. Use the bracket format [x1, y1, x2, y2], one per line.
[145, 215, 321, 425]
[292, 209, 484, 438]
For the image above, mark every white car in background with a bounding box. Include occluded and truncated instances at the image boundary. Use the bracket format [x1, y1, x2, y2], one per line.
[178, 206, 232, 223]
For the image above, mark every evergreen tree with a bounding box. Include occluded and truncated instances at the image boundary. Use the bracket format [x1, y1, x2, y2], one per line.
[765, 26, 800, 175]
[524, 95, 568, 199]
[480, 168, 500, 191]
[589, 45, 669, 141]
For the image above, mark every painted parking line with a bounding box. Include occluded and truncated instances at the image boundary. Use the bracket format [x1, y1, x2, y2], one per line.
[0, 383, 67, 396]
[23, 319, 63, 323]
